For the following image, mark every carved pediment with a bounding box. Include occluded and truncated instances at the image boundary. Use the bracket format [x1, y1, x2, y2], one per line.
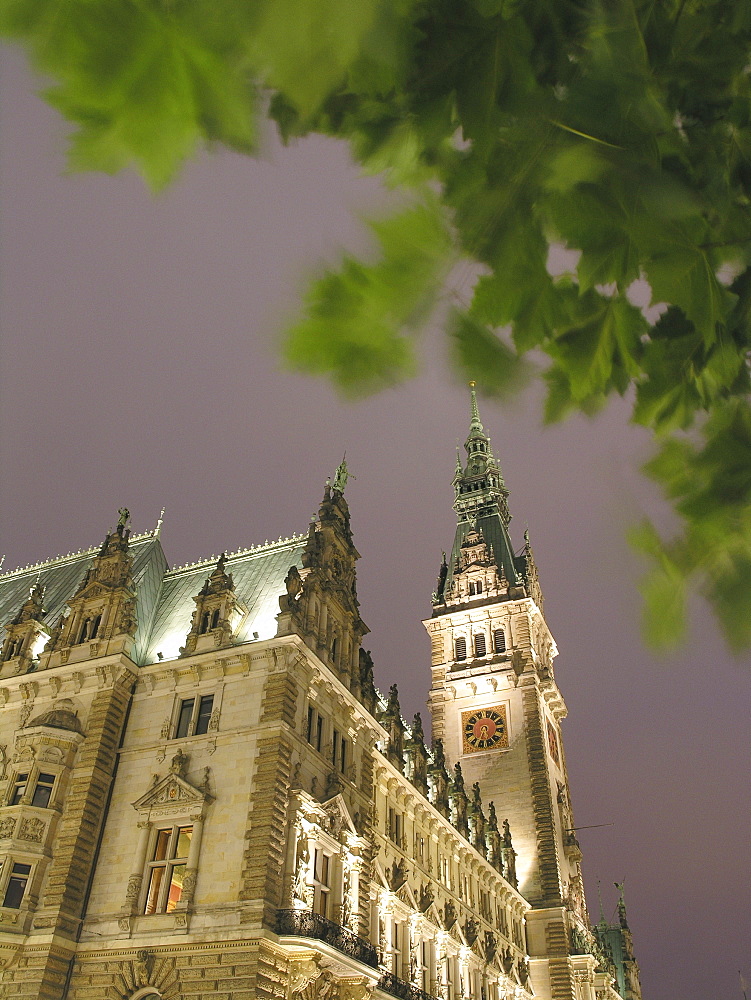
[449, 922, 464, 945]
[395, 881, 416, 908]
[318, 792, 358, 841]
[132, 772, 209, 815]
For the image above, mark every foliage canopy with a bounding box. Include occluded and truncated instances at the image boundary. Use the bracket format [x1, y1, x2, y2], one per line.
[3, 0, 751, 649]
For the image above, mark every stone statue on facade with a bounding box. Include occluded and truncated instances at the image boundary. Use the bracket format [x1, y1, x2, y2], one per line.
[333, 457, 354, 493]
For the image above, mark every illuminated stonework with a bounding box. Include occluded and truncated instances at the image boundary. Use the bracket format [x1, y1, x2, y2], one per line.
[0, 441, 641, 1000]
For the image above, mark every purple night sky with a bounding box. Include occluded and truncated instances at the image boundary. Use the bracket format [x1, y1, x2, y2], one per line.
[1, 46, 749, 1000]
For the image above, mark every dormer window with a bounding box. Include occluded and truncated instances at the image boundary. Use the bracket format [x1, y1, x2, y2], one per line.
[199, 609, 220, 635]
[78, 614, 101, 643]
[2, 639, 21, 661]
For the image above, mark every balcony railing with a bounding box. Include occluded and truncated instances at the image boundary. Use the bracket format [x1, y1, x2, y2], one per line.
[378, 970, 437, 1000]
[276, 908, 379, 968]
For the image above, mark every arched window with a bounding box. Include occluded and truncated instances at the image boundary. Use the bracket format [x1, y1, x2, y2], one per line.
[90, 614, 101, 638]
[455, 637, 467, 661]
[210, 608, 220, 630]
[331, 637, 338, 663]
[199, 612, 210, 634]
[493, 629, 506, 653]
[474, 633, 486, 657]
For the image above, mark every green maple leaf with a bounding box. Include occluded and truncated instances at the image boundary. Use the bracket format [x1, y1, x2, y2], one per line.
[449, 309, 533, 398]
[284, 196, 454, 394]
[644, 232, 735, 348]
[546, 292, 646, 403]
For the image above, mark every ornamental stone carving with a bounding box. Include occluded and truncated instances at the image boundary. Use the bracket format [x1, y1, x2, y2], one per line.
[18, 817, 45, 842]
[288, 957, 321, 996]
[125, 875, 142, 903]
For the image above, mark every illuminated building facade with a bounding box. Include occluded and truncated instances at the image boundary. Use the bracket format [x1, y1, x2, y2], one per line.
[0, 395, 641, 1000]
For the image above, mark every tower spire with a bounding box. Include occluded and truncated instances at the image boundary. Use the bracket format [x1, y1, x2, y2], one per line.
[435, 384, 526, 609]
[469, 380, 483, 432]
[453, 382, 510, 527]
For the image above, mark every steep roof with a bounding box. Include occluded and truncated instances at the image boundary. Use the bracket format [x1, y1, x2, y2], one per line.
[0, 529, 307, 667]
[144, 536, 307, 661]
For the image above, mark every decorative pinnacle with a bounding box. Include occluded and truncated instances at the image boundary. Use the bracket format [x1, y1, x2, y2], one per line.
[469, 381, 483, 432]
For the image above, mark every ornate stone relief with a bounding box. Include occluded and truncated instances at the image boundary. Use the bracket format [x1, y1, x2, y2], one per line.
[112, 950, 181, 1000]
[18, 817, 45, 843]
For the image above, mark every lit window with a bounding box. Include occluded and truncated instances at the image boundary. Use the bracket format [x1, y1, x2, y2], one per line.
[30, 773, 55, 809]
[332, 729, 348, 773]
[175, 695, 214, 739]
[144, 826, 192, 914]
[493, 629, 506, 653]
[312, 848, 331, 918]
[3, 862, 31, 908]
[474, 633, 487, 657]
[455, 637, 467, 661]
[388, 808, 403, 847]
[307, 706, 324, 753]
[419, 940, 431, 993]
[391, 918, 404, 977]
[9, 773, 28, 806]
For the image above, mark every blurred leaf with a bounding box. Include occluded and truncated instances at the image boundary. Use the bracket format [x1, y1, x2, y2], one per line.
[449, 309, 534, 397]
[6, 0, 751, 646]
[546, 292, 646, 403]
[246, 0, 416, 119]
[644, 245, 735, 349]
[2, 0, 258, 188]
[630, 522, 687, 649]
[284, 196, 454, 394]
[638, 400, 751, 649]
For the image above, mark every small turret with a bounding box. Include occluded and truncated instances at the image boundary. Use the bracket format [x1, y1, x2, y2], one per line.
[41, 511, 138, 665]
[0, 579, 49, 674]
[180, 553, 246, 656]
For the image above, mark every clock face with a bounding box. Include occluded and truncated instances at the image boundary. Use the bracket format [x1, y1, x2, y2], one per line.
[462, 706, 508, 754]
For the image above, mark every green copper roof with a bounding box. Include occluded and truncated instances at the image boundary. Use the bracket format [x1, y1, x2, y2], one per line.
[0, 529, 306, 667]
[440, 386, 528, 602]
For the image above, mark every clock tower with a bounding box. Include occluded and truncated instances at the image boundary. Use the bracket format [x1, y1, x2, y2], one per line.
[425, 385, 594, 1000]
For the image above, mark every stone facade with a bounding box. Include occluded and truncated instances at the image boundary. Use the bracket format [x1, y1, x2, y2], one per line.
[0, 427, 642, 1000]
